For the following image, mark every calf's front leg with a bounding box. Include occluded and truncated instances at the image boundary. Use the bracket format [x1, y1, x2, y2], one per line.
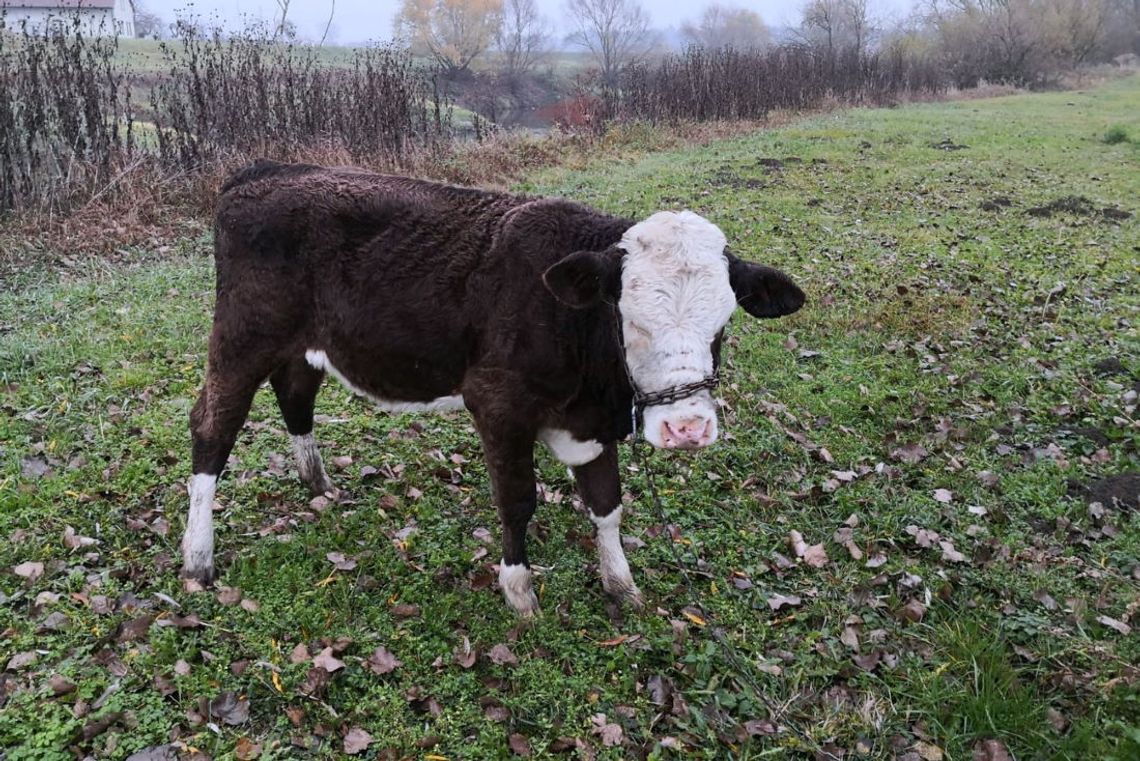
[475, 417, 542, 616]
[573, 444, 644, 608]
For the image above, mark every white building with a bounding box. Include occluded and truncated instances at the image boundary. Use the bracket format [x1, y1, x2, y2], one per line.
[0, 0, 136, 38]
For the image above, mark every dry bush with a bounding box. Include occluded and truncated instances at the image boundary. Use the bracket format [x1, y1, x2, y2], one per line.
[613, 44, 948, 125]
[0, 18, 135, 212]
[149, 26, 451, 173]
[0, 17, 451, 222]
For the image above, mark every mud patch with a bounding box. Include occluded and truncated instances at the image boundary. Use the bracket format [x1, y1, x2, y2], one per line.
[1068, 473, 1140, 511]
[757, 158, 784, 170]
[930, 138, 968, 150]
[1093, 357, 1129, 377]
[980, 196, 1013, 212]
[1066, 426, 1110, 447]
[1026, 195, 1132, 221]
[708, 169, 767, 189]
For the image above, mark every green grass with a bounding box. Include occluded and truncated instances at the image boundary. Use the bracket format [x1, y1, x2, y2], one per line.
[2, 78, 1139, 760]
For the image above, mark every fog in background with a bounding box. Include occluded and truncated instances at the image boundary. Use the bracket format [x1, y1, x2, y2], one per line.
[143, 0, 917, 46]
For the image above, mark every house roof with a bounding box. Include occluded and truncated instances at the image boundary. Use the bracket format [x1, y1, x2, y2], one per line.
[0, 1, 117, 9]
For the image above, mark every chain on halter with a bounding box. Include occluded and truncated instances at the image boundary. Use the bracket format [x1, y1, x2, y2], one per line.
[633, 373, 720, 410]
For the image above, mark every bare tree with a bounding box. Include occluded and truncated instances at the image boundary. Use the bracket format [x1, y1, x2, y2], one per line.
[274, 0, 293, 40]
[843, 0, 872, 53]
[131, 0, 165, 38]
[395, 0, 505, 75]
[681, 4, 771, 50]
[800, 0, 875, 55]
[565, 0, 655, 86]
[320, 0, 336, 46]
[1039, 0, 1109, 64]
[498, 0, 549, 80]
[801, 0, 842, 55]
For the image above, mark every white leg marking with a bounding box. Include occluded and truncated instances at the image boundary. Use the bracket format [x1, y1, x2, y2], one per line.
[539, 428, 604, 466]
[305, 349, 464, 412]
[182, 474, 217, 583]
[498, 560, 539, 617]
[591, 506, 643, 607]
[291, 433, 335, 495]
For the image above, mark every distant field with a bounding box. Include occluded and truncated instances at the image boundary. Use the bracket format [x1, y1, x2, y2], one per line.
[113, 37, 595, 76]
[1, 78, 1138, 759]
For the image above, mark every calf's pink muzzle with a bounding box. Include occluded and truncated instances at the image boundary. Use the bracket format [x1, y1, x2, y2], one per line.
[659, 415, 716, 449]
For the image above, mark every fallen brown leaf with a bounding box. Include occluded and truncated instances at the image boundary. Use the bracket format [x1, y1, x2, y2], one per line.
[343, 727, 372, 754]
[12, 561, 44, 582]
[208, 691, 249, 725]
[311, 647, 345, 673]
[508, 732, 532, 757]
[767, 594, 801, 611]
[972, 739, 1011, 761]
[488, 643, 518, 666]
[234, 736, 261, 760]
[590, 713, 623, 747]
[1096, 615, 1132, 635]
[366, 646, 402, 675]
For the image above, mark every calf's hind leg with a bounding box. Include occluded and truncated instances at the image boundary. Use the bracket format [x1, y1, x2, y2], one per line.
[183, 353, 277, 585]
[270, 358, 334, 496]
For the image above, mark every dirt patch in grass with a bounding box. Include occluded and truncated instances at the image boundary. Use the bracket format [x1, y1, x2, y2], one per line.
[980, 196, 1014, 211]
[1026, 195, 1133, 221]
[1070, 473, 1140, 511]
[930, 138, 969, 150]
[1099, 205, 1133, 221]
[1092, 357, 1131, 377]
[1067, 426, 1111, 447]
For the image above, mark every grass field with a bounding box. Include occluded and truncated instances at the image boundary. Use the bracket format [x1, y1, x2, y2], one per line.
[1, 78, 1138, 760]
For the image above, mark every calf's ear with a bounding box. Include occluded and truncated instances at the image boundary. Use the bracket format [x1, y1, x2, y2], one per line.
[726, 253, 805, 319]
[542, 249, 620, 309]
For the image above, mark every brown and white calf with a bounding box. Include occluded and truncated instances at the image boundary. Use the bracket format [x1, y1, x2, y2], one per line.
[183, 160, 804, 615]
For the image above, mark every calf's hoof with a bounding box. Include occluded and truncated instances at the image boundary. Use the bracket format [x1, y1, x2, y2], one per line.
[499, 562, 540, 618]
[180, 562, 215, 589]
[309, 481, 340, 499]
[511, 592, 541, 619]
[604, 579, 645, 609]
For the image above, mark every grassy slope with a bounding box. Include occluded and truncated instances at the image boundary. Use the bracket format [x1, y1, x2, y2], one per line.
[1, 80, 1138, 760]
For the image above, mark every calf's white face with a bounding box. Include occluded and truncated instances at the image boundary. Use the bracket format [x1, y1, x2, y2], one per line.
[618, 211, 736, 449]
[541, 208, 805, 451]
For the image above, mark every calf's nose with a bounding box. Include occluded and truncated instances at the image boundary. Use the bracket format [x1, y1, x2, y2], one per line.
[660, 417, 714, 449]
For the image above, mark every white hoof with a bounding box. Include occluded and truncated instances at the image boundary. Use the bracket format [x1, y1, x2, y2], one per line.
[499, 561, 540, 617]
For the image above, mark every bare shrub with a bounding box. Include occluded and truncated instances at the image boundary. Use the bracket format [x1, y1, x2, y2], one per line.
[0, 18, 451, 217]
[614, 44, 947, 125]
[0, 17, 136, 212]
[149, 26, 451, 172]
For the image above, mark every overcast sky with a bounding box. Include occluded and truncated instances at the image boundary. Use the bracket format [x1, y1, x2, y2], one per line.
[144, 0, 918, 46]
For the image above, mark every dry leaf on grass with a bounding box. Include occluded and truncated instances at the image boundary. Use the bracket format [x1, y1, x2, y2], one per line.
[767, 593, 802, 611]
[13, 561, 44, 582]
[312, 647, 345, 673]
[488, 643, 518, 666]
[366, 646, 402, 675]
[343, 727, 373, 755]
[590, 713, 623, 746]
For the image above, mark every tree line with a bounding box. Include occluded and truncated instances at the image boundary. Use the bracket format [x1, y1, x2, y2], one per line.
[390, 0, 1138, 88]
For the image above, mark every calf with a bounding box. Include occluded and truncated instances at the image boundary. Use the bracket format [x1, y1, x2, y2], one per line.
[183, 160, 804, 615]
